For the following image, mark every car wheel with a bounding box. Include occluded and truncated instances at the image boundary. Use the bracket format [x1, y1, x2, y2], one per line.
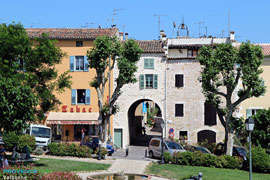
[149, 151, 154, 158]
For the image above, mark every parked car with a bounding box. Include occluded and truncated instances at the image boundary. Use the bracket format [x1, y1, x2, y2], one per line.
[80, 136, 115, 156]
[214, 143, 247, 160]
[148, 138, 186, 158]
[185, 145, 211, 154]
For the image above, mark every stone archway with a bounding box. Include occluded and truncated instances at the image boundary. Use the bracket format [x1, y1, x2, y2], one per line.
[197, 130, 216, 144]
[128, 99, 162, 146]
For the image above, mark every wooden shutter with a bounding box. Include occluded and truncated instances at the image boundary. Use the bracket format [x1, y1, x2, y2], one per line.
[70, 56, 75, 71]
[153, 74, 158, 89]
[149, 59, 154, 69]
[144, 59, 149, 69]
[204, 103, 217, 126]
[84, 56, 89, 72]
[139, 75, 144, 89]
[246, 109, 252, 118]
[175, 104, 184, 117]
[71, 89, 76, 105]
[85, 89, 91, 105]
[175, 74, 184, 87]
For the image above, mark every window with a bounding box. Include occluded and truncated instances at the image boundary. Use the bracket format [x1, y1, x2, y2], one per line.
[204, 103, 217, 126]
[246, 108, 262, 118]
[71, 89, 91, 105]
[179, 131, 188, 140]
[175, 104, 184, 117]
[187, 49, 198, 57]
[175, 74, 184, 87]
[139, 74, 158, 89]
[76, 41, 83, 47]
[70, 56, 89, 72]
[144, 59, 154, 69]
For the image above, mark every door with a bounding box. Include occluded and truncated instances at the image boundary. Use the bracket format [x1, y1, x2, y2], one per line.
[114, 129, 123, 148]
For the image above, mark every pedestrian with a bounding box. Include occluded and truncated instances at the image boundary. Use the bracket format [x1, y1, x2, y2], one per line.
[2, 153, 9, 168]
[0, 144, 6, 168]
[142, 125, 146, 135]
[81, 129, 85, 141]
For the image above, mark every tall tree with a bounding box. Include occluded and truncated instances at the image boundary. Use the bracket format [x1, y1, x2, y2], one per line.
[252, 109, 270, 149]
[87, 36, 142, 142]
[198, 42, 265, 155]
[0, 23, 71, 132]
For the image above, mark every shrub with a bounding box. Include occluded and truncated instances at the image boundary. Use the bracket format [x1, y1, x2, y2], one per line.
[198, 139, 216, 153]
[200, 153, 217, 167]
[249, 146, 270, 173]
[48, 143, 92, 158]
[177, 151, 193, 165]
[40, 172, 82, 180]
[163, 152, 172, 163]
[17, 134, 36, 153]
[222, 155, 243, 169]
[191, 151, 204, 166]
[3, 131, 19, 151]
[95, 147, 108, 159]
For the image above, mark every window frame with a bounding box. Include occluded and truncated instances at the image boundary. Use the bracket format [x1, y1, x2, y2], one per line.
[144, 58, 154, 69]
[175, 104, 184, 117]
[175, 74, 184, 87]
[76, 41, 83, 47]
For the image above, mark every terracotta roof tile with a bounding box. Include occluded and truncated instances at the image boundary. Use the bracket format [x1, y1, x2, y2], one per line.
[26, 28, 118, 40]
[260, 44, 270, 56]
[136, 40, 164, 53]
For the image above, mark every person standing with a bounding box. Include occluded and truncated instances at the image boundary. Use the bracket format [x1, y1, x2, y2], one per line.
[81, 129, 85, 141]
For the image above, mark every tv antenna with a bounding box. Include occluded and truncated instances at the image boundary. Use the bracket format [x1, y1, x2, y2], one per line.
[228, 10, 231, 36]
[195, 21, 204, 37]
[154, 14, 167, 40]
[112, 8, 124, 26]
[81, 22, 96, 28]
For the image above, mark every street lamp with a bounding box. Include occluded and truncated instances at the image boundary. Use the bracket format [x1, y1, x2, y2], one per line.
[245, 117, 255, 180]
[160, 119, 165, 164]
[98, 117, 102, 160]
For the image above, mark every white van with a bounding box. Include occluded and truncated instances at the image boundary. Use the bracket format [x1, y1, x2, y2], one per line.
[26, 124, 51, 150]
[148, 138, 186, 158]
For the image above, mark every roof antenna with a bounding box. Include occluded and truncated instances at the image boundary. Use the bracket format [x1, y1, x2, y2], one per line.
[112, 8, 125, 26]
[195, 21, 204, 37]
[154, 14, 167, 40]
[228, 10, 231, 36]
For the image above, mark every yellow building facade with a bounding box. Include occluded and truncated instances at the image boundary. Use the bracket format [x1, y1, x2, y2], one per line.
[239, 44, 270, 119]
[27, 28, 118, 142]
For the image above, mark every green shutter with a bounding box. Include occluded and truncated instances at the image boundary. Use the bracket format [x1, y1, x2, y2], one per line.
[139, 75, 144, 89]
[246, 109, 252, 119]
[260, 80, 265, 96]
[149, 59, 154, 69]
[144, 59, 149, 69]
[71, 89, 76, 105]
[154, 74, 158, 89]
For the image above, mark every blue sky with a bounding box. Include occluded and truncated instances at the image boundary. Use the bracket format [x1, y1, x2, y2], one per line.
[1, 0, 269, 43]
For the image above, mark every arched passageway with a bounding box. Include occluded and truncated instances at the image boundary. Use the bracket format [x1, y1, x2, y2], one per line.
[128, 99, 162, 146]
[197, 130, 216, 144]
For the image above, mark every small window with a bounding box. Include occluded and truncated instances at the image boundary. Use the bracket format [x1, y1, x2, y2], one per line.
[175, 104, 184, 117]
[144, 59, 154, 69]
[175, 74, 184, 87]
[75, 56, 84, 71]
[145, 74, 154, 88]
[179, 131, 188, 140]
[76, 41, 83, 47]
[187, 49, 198, 57]
[187, 50, 193, 57]
[77, 89, 86, 104]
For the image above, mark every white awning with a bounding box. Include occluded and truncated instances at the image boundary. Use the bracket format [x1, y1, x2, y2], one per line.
[46, 112, 99, 125]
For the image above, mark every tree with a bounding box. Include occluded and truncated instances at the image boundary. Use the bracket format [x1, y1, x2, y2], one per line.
[0, 23, 71, 132]
[198, 42, 265, 155]
[87, 36, 142, 142]
[252, 109, 270, 149]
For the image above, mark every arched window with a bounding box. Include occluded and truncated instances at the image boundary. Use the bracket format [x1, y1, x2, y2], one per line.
[197, 130, 216, 144]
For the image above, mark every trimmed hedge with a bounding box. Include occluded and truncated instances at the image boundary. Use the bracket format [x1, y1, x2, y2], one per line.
[3, 132, 36, 152]
[48, 143, 92, 158]
[169, 151, 243, 169]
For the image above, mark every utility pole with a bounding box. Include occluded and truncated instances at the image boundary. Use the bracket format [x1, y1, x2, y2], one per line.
[154, 14, 167, 40]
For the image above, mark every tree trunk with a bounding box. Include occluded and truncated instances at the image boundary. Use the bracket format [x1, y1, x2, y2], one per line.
[225, 124, 234, 156]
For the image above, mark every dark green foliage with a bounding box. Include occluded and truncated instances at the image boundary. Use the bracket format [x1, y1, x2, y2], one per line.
[17, 134, 36, 153]
[198, 139, 216, 153]
[3, 131, 19, 151]
[198, 42, 265, 155]
[48, 143, 92, 158]
[0, 23, 71, 132]
[249, 146, 270, 173]
[252, 109, 270, 149]
[95, 147, 108, 159]
[163, 152, 172, 163]
[172, 151, 243, 169]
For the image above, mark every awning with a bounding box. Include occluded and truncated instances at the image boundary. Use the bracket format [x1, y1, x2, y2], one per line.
[46, 112, 99, 125]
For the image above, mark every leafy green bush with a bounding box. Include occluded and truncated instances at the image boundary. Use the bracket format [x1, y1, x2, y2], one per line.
[249, 146, 270, 173]
[176, 151, 193, 165]
[3, 131, 19, 151]
[48, 143, 92, 158]
[95, 147, 108, 159]
[17, 134, 36, 153]
[222, 155, 243, 169]
[201, 153, 218, 167]
[198, 139, 216, 153]
[163, 152, 172, 163]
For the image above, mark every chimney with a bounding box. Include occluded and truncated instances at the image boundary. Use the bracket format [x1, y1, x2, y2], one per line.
[230, 31, 235, 42]
[160, 30, 164, 40]
[162, 34, 166, 42]
[125, 33, 128, 40]
[119, 32, 124, 41]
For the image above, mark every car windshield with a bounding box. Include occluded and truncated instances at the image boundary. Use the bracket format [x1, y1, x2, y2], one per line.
[165, 141, 183, 150]
[31, 127, 50, 138]
[195, 146, 210, 153]
[235, 147, 247, 156]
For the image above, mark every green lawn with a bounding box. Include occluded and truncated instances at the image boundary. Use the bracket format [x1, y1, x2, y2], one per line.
[10, 158, 111, 174]
[146, 163, 270, 180]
